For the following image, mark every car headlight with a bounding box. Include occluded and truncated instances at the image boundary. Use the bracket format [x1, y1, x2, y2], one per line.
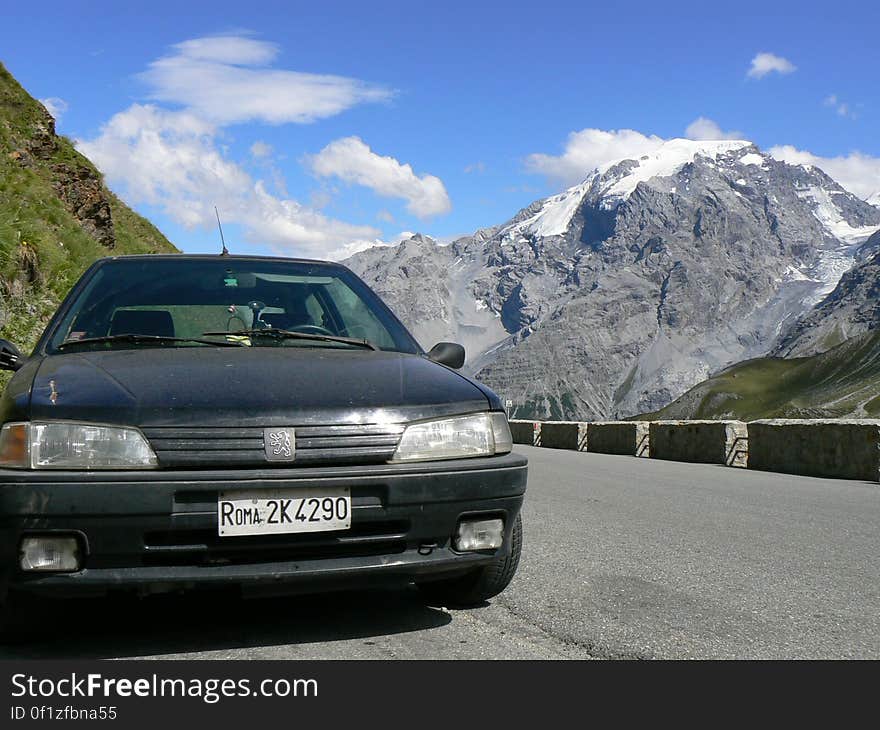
[391, 412, 513, 462]
[0, 422, 158, 470]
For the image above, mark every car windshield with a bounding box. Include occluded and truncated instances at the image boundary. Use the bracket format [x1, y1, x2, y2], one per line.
[45, 258, 422, 355]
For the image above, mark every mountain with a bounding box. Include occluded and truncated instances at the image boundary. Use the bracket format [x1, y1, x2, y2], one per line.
[774, 229, 880, 357]
[347, 139, 880, 420]
[0, 62, 177, 361]
[644, 331, 880, 421]
[868, 192, 880, 208]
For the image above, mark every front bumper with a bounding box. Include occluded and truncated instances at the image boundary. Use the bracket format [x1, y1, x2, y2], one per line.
[0, 453, 527, 598]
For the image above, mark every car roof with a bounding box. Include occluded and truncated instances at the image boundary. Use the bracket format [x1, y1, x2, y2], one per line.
[97, 253, 346, 268]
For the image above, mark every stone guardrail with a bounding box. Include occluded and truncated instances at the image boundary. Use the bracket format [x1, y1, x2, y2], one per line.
[748, 419, 880, 481]
[589, 421, 650, 457]
[538, 421, 588, 451]
[508, 418, 880, 482]
[649, 420, 748, 468]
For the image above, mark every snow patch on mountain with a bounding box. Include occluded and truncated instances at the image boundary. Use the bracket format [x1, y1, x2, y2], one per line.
[511, 180, 592, 238]
[738, 152, 765, 167]
[595, 138, 750, 209]
[797, 185, 880, 244]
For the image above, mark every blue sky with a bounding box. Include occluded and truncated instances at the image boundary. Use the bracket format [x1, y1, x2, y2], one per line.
[3, 0, 879, 257]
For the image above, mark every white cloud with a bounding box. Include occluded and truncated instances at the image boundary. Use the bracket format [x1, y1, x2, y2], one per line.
[139, 35, 393, 125]
[40, 97, 68, 122]
[464, 161, 486, 174]
[747, 52, 796, 79]
[684, 117, 744, 141]
[525, 128, 665, 187]
[250, 140, 273, 158]
[376, 209, 395, 223]
[71, 35, 416, 259]
[172, 36, 279, 66]
[306, 136, 452, 218]
[77, 104, 381, 259]
[823, 94, 856, 119]
[769, 144, 880, 200]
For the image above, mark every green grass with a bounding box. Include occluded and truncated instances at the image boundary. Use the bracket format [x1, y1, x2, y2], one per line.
[0, 61, 177, 379]
[644, 331, 880, 420]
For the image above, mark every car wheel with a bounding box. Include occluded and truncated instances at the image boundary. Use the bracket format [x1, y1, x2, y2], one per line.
[419, 512, 522, 607]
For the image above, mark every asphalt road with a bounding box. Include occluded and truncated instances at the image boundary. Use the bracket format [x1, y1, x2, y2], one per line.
[4, 446, 879, 659]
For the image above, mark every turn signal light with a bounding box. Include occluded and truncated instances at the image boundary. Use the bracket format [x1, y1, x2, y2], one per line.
[0, 423, 28, 467]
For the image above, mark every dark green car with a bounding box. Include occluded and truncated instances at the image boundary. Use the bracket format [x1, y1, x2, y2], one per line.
[0, 255, 527, 639]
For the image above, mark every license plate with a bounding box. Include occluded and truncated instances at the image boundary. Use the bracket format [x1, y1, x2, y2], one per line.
[217, 487, 351, 537]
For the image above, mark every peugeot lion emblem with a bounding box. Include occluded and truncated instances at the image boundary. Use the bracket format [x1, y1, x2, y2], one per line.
[264, 428, 296, 462]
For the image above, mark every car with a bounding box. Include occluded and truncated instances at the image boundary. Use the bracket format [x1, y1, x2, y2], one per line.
[0, 254, 527, 638]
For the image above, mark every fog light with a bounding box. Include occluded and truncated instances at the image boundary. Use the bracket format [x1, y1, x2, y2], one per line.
[454, 518, 504, 551]
[19, 536, 81, 572]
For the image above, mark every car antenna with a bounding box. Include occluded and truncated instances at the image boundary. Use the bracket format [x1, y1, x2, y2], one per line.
[215, 206, 230, 256]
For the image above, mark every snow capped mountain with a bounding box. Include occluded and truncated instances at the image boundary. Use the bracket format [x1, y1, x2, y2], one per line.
[868, 191, 880, 208]
[501, 139, 754, 241]
[346, 140, 880, 420]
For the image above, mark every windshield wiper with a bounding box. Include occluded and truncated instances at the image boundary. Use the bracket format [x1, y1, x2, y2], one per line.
[57, 333, 248, 350]
[201, 329, 380, 351]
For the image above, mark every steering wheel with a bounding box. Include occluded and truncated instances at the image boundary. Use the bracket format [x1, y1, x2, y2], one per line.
[286, 324, 335, 336]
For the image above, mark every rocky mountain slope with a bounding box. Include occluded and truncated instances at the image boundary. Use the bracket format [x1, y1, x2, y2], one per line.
[774, 229, 880, 357]
[0, 62, 177, 360]
[347, 139, 880, 420]
[645, 330, 880, 420]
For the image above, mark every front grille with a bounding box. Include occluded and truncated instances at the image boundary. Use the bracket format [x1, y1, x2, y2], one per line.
[141, 541, 407, 568]
[142, 423, 405, 468]
[135, 520, 410, 567]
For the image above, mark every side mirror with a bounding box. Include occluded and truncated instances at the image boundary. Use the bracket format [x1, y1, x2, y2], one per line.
[0, 339, 24, 372]
[428, 342, 466, 369]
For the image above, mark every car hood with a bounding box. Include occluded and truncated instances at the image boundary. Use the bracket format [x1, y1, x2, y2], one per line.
[27, 348, 490, 427]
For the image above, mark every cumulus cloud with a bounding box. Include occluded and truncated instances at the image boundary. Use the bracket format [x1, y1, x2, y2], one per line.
[139, 35, 393, 125]
[77, 104, 381, 259]
[769, 145, 880, 201]
[40, 97, 68, 122]
[747, 52, 796, 79]
[684, 117, 744, 141]
[306, 136, 452, 218]
[525, 128, 665, 187]
[71, 35, 426, 259]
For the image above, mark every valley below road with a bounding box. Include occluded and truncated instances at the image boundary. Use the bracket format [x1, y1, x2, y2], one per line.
[4, 446, 878, 660]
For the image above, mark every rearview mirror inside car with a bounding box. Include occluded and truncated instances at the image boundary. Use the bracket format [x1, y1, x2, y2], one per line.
[428, 342, 466, 369]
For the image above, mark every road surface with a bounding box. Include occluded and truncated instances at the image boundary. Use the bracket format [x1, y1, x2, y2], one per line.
[4, 446, 878, 659]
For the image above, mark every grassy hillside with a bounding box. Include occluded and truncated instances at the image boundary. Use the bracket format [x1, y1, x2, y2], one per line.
[0, 61, 177, 361]
[643, 331, 880, 420]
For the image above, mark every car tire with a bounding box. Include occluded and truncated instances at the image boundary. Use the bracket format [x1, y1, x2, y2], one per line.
[418, 512, 522, 607]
